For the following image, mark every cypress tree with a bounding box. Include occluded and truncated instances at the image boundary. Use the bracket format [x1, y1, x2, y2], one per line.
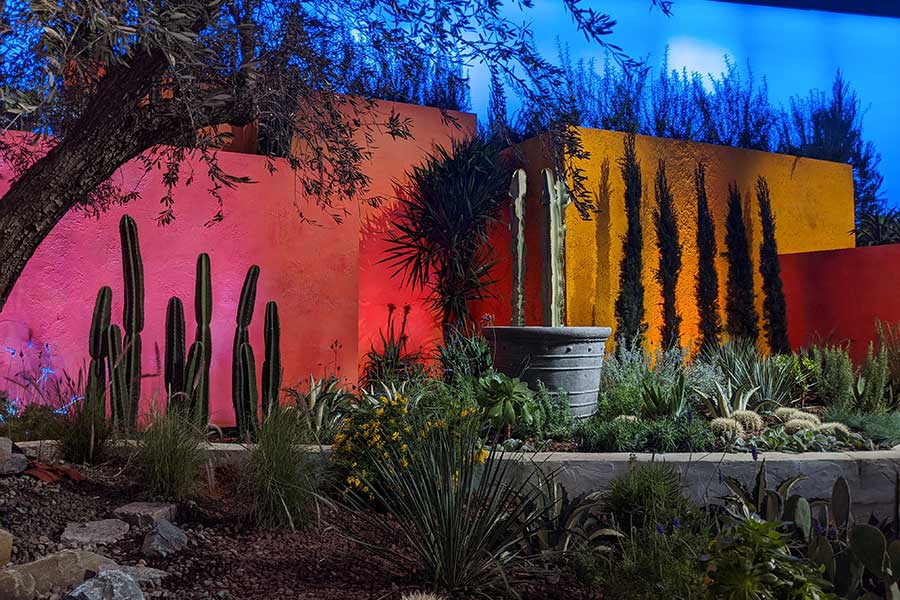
[694, 162, 722, 351]
[487, 72, 509, 140]
[756, 177, 790, 353]
[614, 133, 645, 347]
[724, 182, 759, 341]
[653, 159, 681, 349]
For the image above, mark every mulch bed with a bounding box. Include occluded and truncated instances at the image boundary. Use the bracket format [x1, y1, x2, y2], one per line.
[0, 459, 599, 599]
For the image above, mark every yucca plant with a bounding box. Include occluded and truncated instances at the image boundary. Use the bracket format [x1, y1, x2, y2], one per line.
[704, 338, 796, 408]
[346, 416, 551, 598]
[382, 134, 510, 330]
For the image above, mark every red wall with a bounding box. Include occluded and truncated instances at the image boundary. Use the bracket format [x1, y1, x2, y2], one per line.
[0, 103, 474, 425]
[781, 244, 900, 361]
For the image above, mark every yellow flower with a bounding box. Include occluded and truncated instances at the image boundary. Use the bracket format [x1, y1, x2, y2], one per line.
[404, 425, 412, 433]
[400, 457, 409, 468]
[379, 395, 388, 404]
[477, 448, 490, 464]
[400, 443, 408, 453]
[401, 406, 408, 415]
[375, 407, 385, 416]
[391, 431, 401, 442]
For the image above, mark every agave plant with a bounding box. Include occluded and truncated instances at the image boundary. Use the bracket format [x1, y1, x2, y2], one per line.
[640, 373, 689, 419]
[699, 380, 760, 419]
[284, 375, 354, 443]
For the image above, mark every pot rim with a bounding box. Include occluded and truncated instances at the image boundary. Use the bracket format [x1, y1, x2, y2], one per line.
[483, 325, 612, 338]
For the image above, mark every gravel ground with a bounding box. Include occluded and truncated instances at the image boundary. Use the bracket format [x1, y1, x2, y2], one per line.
[0, 461, 598, 599]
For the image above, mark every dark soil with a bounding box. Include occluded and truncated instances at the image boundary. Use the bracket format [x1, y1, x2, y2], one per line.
[0, 460, 599, 600]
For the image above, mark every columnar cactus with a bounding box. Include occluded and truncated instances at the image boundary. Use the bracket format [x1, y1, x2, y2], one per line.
[540, 169, 568, 328]
[87, 287, 112, 403]
[184, 340, 204, 419]
[232, 265, 260, 439]
[164, 296, 186, 407]
[106, 324, 128, 428]
[509, 169, 527, 327]
[193, 253, 212, 424]
[119, 215, 144, 429]
[261, 301, 281, 418]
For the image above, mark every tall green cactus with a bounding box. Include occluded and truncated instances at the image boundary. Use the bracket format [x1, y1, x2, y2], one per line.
[232, 265, 260, 438]
[261, 301, 281, 418]
[119, 215, 144, 428]
[88, 287, 112, 403]
[106, 324, 128, 428]
[184, 340, 204, 419]
[193, 253, 212, 424]
[164, 296, 186, 408]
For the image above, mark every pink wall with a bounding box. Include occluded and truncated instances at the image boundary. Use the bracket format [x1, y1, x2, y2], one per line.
[0, 102, 474, 424]
[781, 244, 900, 361]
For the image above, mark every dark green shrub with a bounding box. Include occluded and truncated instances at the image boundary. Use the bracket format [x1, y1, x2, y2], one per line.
[756, 177, 790, 354]
[853, 344, 890, 412]
[614, 133, 646, 347]
[724, 182, 759, 342]
[808, 344, 854, 408]
[827, 408, 900, 447]
[694, 161, 722, 352]
[575, 416, 647, 453]
[136, 409, 205, 500]
[604, 461, 694, 530]
[575, 416, 714, 453]
[240, 409, 321, 529]
[575, 526, 710, 599]
[514, 382, 574, 442]
[653, 159, 682, 349]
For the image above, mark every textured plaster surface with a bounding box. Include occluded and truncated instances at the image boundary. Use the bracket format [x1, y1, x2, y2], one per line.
[0, 101, 473, 425]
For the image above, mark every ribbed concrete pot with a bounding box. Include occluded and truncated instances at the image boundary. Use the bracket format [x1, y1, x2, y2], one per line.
[483, 326, 612, 419]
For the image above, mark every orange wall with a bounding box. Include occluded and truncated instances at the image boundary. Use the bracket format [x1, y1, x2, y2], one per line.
[781, 244, 900, 361]
[0, 102, 473, 425]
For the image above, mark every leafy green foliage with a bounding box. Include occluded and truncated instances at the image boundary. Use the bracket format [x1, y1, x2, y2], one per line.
[604, 461, 694, 530]
[641, 373, 689, 419]
[135, 408, 205, 500]
[361, 305, 427, 389]
[826, 408, 900, 447]
[654, 159, 682, 349]
[694, 161, 722, 353]
[347, 414, 547, 598]
[436, 327, 493, 382]
[240, 409, 321, 530]
[756, 177, 790, 354]
[855, 209, 900, 246]
[807, 344, 855, 409]
[724, 183, 759, 342]
[703, 519, 835, 599]
[614, 133, 646, 347]
[383, 135, 510, 327]
[514, 382, 574, 443]
[475, 373, 534, 433]
[852, 344, 891, 413]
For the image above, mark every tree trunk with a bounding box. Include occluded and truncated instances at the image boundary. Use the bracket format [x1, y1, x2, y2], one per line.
[0, 52, 171, 310]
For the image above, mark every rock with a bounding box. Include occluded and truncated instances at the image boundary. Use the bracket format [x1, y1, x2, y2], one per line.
[141, 521, 186, 559]
[0, 549, 115, 600]
[98, 566, 168, 586]
[61, 520, 130, 545]
[65, 570, 144, 600]
[0, 437, 12, 454]
[113, 503, 178, 528]
[0, 453, 27, 476]
[0, 529, 12, 564]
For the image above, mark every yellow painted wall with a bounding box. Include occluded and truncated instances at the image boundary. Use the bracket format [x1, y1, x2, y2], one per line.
[554, 128, 856, 352]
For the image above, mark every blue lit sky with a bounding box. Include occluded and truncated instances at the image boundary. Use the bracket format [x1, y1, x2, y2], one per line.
[468, 0, 900, 206]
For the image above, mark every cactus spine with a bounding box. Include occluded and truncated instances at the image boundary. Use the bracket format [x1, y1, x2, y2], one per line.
[106, 324, 128, 428]
[119, 215, 144, 429]
[261, 301, 281, 418]
[232, 265, 260, 439]
[88, 287, 112, 403]
[193, 253, 212, 424]
[164, 296, 186, 409]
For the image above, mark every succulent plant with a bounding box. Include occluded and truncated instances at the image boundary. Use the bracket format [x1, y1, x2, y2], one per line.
[192, 253, 212, 424]
[475, 372, 534, 435]
[793, 411, 821, 424]
[816, 422, 852, 438]
[232, 265, 260, 439]
[710, 417, 744, 440]
[87, 286, 112, 403]
[164, 296, 187, 407]
[261, 300, 282, 419]
[640, 373, 689, 419]
[119, 215, 144, 430]
[774, 406, 799, 422]
[700, 381, 759, 419]
[731, 409, 764, 433]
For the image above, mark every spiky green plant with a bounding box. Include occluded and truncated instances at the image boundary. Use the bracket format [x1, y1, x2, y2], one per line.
[136, 408, 205, 500]
[232, 265, 260, 439]
[119, 215, 144, 430]
[284, 375, 353, 444]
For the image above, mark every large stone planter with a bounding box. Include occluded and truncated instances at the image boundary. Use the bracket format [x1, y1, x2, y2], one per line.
[483, 326, 612, 418]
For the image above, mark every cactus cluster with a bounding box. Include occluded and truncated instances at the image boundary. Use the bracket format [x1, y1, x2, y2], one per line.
[784, 417, 817, 435]
[710, 416, 744, 439]
[730, 409, 764, 433]
[231, 266, 282, 440]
